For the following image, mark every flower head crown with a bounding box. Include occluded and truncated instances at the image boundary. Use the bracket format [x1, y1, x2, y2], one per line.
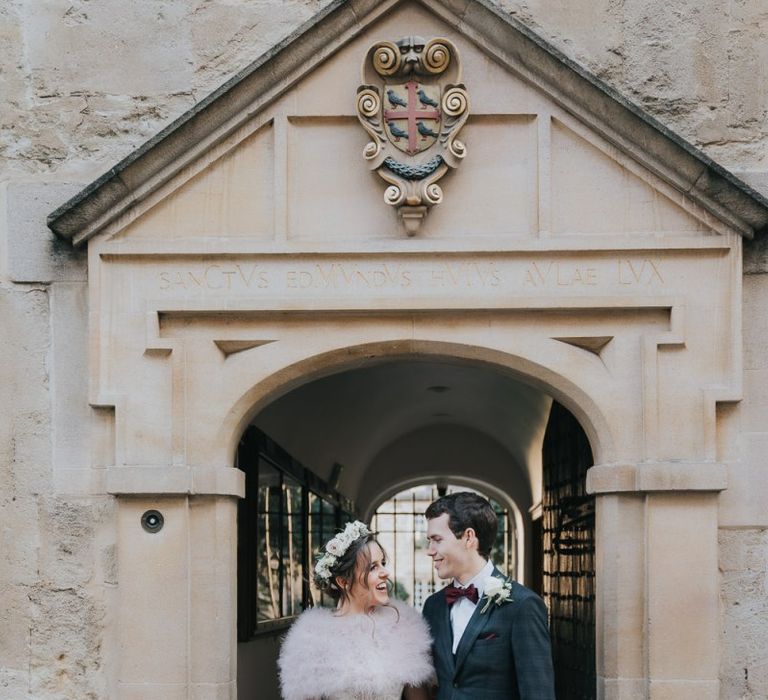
[314, 520, 372, 583]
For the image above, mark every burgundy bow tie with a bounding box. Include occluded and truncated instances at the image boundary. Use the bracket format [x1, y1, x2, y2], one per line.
[444, 583, 479, 607]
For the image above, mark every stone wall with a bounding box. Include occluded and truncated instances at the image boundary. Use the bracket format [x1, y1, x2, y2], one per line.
[719, 528, 768, 698]
[2, 1, 767, 184]
[1, 0, 336, 182]
[0, 182, 107, 699]
[729, 244, 768, 698]
[1, 2, 767, 699]
[503, 0, 768, 179]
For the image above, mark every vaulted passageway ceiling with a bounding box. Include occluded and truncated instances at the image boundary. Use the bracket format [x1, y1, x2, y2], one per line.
[358, 423, 536, 517]
[252, 359, 553, 509]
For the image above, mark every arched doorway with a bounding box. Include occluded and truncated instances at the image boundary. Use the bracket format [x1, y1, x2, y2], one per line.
[234, 355, 597, 699]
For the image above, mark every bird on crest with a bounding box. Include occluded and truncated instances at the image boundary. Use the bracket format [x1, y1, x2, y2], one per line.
[386, 89, 408, 108]
[416, 121, 439, 138]
[388, 121, 409, 139]
[417, 88, 439, 108]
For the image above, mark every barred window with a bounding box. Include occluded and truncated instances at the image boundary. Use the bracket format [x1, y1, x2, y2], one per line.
[308, 492, 340, 608]
[237, 428, 355, 640]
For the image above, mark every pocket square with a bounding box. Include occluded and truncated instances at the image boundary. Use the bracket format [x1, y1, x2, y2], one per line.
[479, 632, 499, 641]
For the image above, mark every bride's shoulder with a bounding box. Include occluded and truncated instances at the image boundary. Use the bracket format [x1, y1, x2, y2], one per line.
[279, 607, 347, 697]
[388, 598, 420, 619]
[284, 605, 335, 638]
[389, 598, 424, 620]
[383, 600, 431, 639]
[280, 606, 336, 667]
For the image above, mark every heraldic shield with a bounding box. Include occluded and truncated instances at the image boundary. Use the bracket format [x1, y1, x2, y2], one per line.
[384, 81, 441, 155]
[356, 36, 469, 234]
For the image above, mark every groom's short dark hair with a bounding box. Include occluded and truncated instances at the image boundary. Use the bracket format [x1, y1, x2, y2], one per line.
[425, 492, 498, 558]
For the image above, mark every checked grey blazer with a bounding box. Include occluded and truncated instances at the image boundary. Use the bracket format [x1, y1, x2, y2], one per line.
[421, 569, 555, 700]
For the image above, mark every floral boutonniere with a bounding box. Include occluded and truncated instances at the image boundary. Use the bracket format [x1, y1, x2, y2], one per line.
[479, 575, 513, 613]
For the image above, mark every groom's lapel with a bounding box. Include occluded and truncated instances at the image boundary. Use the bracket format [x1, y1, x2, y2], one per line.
[437, 589, 455, 671]
[453, 599, 493, 674]
[453, 568, 507, 675]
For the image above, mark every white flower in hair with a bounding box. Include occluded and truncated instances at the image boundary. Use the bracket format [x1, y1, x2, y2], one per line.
[326, 538, 343, 555]
[314, 520, 372, 583]
[315, 555, 336, 579]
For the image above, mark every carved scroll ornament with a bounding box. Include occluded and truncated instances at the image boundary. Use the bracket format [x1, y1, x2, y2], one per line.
[356, 36, 469, 235]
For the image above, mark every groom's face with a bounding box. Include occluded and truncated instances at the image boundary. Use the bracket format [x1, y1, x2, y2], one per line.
[426, 513, 472, 581]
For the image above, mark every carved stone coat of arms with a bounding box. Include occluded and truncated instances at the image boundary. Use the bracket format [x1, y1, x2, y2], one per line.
[356, 36, 469, 234]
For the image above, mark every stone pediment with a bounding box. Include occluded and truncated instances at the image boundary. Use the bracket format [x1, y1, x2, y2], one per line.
[47, 0, 768, 245]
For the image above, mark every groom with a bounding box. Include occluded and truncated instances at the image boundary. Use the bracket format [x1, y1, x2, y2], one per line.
[422, 492, 555, 699]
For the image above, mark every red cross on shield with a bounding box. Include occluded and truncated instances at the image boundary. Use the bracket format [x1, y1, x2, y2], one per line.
[383, 81, 441, 155]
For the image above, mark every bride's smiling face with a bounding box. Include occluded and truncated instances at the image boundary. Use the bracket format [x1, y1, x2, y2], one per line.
[343, 541, 390, 610]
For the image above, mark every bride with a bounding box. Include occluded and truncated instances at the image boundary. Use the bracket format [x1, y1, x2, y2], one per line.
[278, 521, 434, 700]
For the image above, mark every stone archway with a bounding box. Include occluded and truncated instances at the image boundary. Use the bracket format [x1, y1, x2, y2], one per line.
[244, 352, 557, 587]
[216, 338, 615, 470]
[230, 343, 604, 698]
[105, 299, 728, 700]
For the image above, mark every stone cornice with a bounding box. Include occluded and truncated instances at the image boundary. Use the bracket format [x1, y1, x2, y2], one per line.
[586, 462, 728, 494]
[106, 466, 246, 498]
[47, 0, 768, 245]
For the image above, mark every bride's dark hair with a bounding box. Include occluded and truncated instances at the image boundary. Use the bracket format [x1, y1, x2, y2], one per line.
[315, 532, 390, 606]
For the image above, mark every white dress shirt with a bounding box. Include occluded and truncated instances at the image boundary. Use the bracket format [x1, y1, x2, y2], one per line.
[449, 558, 495, 653]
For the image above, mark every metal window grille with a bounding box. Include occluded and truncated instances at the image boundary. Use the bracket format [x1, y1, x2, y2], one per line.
[542, 401, 596, 700]
[236, 427, 355, 640]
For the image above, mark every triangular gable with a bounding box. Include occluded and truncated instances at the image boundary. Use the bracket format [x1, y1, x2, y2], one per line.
[47, 0, 768, 244]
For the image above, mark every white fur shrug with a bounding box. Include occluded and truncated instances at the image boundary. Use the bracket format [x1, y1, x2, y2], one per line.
[278, 600, 434, 700]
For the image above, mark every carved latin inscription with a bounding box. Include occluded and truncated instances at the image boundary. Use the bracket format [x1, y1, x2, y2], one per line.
[522, 259, 664, 288]
[153, 257, 668, 297]
[523, 262, 598, 287]
[159, 264, 269, 291]
[617, 259, 664, 285]
[157, 261, 504, 291]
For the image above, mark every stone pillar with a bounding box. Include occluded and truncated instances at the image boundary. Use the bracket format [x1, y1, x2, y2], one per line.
[111, 467, 244, 700]
[189, 496, 239, 699]
[588, 462, 727, 700]
[594, 493, 646, 699]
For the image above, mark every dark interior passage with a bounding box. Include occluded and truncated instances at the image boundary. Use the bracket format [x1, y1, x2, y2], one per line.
[542, 401, 596, 700]
[235, 360, 597, 699]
